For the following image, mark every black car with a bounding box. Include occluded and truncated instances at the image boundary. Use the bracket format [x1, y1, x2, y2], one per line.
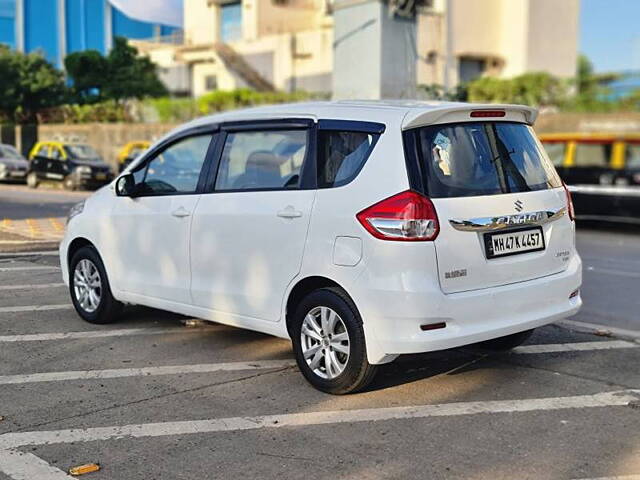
[27, 142, 113, 190]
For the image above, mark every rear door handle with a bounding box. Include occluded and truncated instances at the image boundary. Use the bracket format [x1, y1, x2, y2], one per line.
[171, 207, 191, 218]
[277, 207, 303, 219]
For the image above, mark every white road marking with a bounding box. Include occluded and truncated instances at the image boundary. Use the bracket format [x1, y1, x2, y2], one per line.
[0, 283, 65, 291]
[513, 340, 638, 354]
[0, 326, 217, 343]
[558, 319, 640, 341]
[0, 450, 73, 480]
[0, 266, 60, 272]
[0, 304, 72, 314]
[586, 266, 640, 279]
[1, 389, 637, 449]
[0, 251, 59, 257]
[0, 359, 296, 385]
[575, 476, 640, 480]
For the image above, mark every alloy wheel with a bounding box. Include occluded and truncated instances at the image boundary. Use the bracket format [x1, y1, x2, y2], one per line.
[73, 259, 102, 313]
[300, 306, 350, 379]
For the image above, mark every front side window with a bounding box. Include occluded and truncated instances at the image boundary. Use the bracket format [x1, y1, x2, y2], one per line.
[317, 131, 377, 188]
[416, 122, 562, 198]
[134, 134, 213, 195]
[64, 144, 101, 162]
[215, 130, 308, 191]
[574, 142, 611, 168]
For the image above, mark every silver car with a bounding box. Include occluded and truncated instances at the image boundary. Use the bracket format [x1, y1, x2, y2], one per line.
[0, 144, 29, 182]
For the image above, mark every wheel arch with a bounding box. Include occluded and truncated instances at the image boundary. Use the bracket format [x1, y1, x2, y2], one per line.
[285, 275, 355, 338]
[66, 237, 96, 268]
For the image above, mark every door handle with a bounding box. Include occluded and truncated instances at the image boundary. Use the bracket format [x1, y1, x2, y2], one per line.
[277, 207, 303, 219]
[171, 207, 191, 218]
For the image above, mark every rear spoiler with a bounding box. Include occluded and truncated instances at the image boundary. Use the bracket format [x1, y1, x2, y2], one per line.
[402, 104, 538, 130]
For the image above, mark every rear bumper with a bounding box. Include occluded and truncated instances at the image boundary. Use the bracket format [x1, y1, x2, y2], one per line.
[356, 255, 582, 363]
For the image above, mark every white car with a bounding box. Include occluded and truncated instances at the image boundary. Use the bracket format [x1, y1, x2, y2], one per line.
[60, 101, 582, 394]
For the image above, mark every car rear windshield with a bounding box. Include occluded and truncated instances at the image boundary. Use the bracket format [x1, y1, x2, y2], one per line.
[0, 145, 23, 159]
[415, 122, 562, 198]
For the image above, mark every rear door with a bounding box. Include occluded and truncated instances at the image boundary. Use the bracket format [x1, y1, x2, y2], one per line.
[190, 120, 315, 322]
[408, 121, 574, 294]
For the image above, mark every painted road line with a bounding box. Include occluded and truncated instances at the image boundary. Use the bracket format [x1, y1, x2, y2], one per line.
[0, 283, 65, 291]
[513, 340, 638, 354]
[586, 266, 640, 279]
[0, 359, 296, 385]
[0, 450, 73, 480]
[0, 304, 72, 314]
[558, 319, 640, 341]
[0, 266, 60, 272]
[0, 251, 59, 257]
[1, 389, 638, 449]
[0, 326, 218, 343]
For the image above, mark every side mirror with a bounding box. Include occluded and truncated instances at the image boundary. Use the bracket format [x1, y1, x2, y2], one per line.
[115, 173, 136, 197]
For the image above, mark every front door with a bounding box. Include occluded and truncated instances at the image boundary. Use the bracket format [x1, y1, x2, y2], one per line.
[108, 132, 215, 304]
[190, 123, 315, 322]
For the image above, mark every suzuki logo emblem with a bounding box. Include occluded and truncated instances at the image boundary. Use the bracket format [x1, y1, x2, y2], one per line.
[514, 200, 524, 212]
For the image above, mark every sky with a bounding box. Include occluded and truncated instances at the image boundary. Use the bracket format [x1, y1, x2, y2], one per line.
[580, 0, 640, 72]
[108, 0, 183, 27]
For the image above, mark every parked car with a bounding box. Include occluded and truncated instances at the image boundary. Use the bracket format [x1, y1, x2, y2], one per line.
[0, 143, 29, 182]
[539, 132, 640, 224]
[27, 141, 114, 190]
[61, 101, 582, 394]
[117, 141, 151, 173]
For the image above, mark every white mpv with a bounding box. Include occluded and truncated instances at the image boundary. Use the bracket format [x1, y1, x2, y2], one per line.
[61, 101, 582, 394]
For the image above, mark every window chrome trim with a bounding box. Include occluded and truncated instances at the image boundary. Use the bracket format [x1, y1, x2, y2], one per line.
[449, 207, 566, 232]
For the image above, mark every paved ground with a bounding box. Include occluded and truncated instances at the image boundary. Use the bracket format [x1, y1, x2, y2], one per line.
[0, 185, 639, 479]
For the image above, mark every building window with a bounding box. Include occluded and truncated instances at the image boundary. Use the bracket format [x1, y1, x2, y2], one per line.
[205, 75, 218, 91]
[458, 57, 486, 84]
[220, 2, 242, 43]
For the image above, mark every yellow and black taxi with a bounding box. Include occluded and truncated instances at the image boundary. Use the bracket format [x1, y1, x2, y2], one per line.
[539, 132, 640, 224]
[27, 141, 113, 190]
[117, 141, 150, 172]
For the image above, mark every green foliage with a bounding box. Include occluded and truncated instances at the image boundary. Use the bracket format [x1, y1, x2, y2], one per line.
[64, 49, 109, 103]
[0, 45, 67, 123]
[65, 37, 167, 104]
[103, 37, 167, 102]
[467, 72, 568, 106]
[418, 84, 468, 102]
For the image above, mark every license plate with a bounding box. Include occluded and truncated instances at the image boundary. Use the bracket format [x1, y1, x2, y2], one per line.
[10, 171, 25, 177]
[484, 227, 545, 259]
[95, 173, 107, 180]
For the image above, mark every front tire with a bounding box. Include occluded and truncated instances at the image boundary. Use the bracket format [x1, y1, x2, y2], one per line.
[26, 172, 38, 189]
[291, 287, 378, 394]
[63, 176, 76, 191]
[477, 329, 534, 351]
[69, 246, 123, 324]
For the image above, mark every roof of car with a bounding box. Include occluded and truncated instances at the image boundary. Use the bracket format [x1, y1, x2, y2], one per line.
[179, 100, 538, 134]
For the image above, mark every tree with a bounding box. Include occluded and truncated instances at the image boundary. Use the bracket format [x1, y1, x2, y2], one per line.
[103, 37, 167, 102]
[65, 37, 167, 104]
[467, 72, 568, 107]
[0, 46, 67, 123]
[64, 49, 109, 103]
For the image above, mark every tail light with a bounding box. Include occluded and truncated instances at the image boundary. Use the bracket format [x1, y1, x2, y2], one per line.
[356, 190, 439, 241]
[562, 182, 575, 221]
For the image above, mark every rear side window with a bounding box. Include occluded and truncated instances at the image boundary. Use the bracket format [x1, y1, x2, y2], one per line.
[542, 142, 566, 167]
[626, 143, 640, 168]
[416, 122, 562, 198]
[317, 131, 377, 188]
[215, 130, 308, 191]
[574, 142, 611, 167]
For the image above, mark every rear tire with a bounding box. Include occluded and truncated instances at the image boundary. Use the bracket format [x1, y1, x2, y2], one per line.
[291, 287, 378, 394]
[26, 172, 38, 189]
[69, 246, 123, 324]
[63, 176, 76, 191]
[477, 329, 534, 351]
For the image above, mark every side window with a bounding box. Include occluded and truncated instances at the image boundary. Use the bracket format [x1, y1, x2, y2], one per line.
[134, 134, 213, 195]
[214, 130, 308, 191]
[51, 147, 63, 160]
[35, 145, 49, 158]
[574, 142, 611, 168]
[542, 142, 566, 167]
[625, 143, 640, 168]
[317, 131, 377, 188]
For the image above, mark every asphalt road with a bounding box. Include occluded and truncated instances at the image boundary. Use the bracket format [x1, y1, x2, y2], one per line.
[0, 184, 89, 220]
[0, 185, 639, 479]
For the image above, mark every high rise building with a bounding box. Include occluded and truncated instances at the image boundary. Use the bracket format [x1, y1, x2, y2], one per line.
[0, 0, 181, 67]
